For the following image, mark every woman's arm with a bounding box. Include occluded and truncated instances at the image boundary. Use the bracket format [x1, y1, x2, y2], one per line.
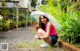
[41, 22, 52, 38]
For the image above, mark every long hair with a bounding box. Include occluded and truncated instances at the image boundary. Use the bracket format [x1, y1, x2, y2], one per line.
[39, 15, 49, 30]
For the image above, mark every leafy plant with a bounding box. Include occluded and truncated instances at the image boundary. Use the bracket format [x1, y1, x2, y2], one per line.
[0, 20, 3, 31]
[3, 19, 12, 31]
[21, 20, 26, 27]
[9, 21, 16, 30]
[2, 1, 6, 7]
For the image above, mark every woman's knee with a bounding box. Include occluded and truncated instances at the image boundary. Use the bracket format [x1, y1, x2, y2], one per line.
[37, 28, 43, 33]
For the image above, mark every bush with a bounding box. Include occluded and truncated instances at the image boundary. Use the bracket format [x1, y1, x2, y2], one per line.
[3, 19, 11, 31]
[56, 12, 80, 43]
[18, 21, 22, 27]
[0, 20, 3, 31]
[9, 21, 16, 30]
[0, 15, 3, 31]
[0, 19, 15, 31]
[21, 20, 26, 27]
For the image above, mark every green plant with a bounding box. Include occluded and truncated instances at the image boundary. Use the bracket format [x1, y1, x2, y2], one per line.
[28, 16, 32, 23]
[1, 19, 15, 31]
[21, 20, 26, 27]
[3, 19, 12, 31]
[2, 1, 6, 7]
[0, 20, 3, 31]
[2, 9, 10, 15]
[0, 15, 3, 20]
[0, 15, 4, 31]
[9, 21, 16, 30]
[18, 21, 22, 27]
[19, 12, 25, 21]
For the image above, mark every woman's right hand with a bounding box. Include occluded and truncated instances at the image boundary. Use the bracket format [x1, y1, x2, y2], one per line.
[35, 35, 41, 40]
[34, 35, 38, 39]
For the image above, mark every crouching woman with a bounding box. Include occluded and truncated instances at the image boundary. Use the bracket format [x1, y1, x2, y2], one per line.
[35, 15, 58, 47]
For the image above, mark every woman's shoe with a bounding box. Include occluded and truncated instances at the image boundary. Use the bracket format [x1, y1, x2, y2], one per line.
[40, 43, 50, 48]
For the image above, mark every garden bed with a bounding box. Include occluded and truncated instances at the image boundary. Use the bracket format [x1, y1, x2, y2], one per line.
[72, 43, 80, 48]
[58, 39, 80, 51]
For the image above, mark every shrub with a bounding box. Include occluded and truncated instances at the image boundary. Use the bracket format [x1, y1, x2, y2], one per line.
[21, 20, 26, 27]
[0, 21, 3, 31]
[3, 19, 12, 31]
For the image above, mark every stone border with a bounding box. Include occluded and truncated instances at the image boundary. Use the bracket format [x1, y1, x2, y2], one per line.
[58, 39, 80, 51]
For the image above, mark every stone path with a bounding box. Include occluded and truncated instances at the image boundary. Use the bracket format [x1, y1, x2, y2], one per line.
[0, 25, 64, 51]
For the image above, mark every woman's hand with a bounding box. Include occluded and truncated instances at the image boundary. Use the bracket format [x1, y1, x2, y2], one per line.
[34, 35, 41, 40]
[34, 35, 38, 39]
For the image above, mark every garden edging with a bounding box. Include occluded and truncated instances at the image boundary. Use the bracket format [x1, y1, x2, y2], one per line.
[58, 39, 80, 51]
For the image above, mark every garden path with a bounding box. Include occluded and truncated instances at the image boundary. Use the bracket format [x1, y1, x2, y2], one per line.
[0, 25, 64, 51]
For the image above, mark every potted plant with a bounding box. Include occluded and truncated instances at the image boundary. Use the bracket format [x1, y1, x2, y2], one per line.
[3, 20, 10, 31]
[9, 21, 15, 30]
[2, 1, 6, 7]
[0, 15, 3, 31]
[0, 21, 3, 31]
[21, 20, 26, 27]
[2, 9, 10, 20]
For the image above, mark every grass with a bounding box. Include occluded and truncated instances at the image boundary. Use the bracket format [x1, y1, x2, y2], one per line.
[17, 39, 53, 51]
[18, 39, 44, 48]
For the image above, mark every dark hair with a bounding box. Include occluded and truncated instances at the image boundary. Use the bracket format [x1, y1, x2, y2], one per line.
[39, 15, 49, 30]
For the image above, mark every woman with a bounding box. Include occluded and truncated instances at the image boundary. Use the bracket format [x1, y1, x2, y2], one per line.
[35, 15, 58, 47]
